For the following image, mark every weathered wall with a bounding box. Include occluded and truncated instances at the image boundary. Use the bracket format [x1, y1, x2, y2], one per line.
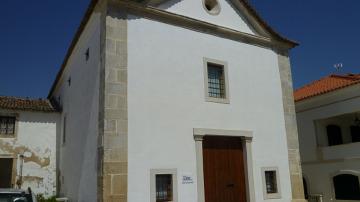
[126, 13, 293, 202]
[51, 7, 102, 201]
[0, 110, 58, 197]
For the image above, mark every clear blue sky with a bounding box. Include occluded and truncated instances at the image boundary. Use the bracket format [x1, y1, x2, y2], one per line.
[0, 0, 359, 98]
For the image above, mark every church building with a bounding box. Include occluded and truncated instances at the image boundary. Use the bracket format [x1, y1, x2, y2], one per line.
[1, 0, 307, 201]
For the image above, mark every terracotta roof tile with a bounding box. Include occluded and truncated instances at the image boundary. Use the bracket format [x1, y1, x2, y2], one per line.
[0, 96, 58, 112]
[294, 74, 360, 102]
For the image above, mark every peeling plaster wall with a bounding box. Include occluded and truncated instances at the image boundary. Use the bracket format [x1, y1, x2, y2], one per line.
[0, 110, 58, 197]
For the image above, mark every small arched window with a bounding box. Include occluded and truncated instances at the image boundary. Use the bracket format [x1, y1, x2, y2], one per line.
[327, 125, 343, 146]
[333, 174, 360, 200]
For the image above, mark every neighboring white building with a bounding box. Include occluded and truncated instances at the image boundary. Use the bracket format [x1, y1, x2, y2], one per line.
[295, 74, 360, 202]
[47, 0, 306, 201]
[0, 96, 59, 197]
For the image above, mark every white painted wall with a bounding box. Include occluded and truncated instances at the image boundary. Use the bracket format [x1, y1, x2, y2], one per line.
[296, 84, 360, 201]
[0, 110, 58, 197]
[302, 161, 360, 202]
[51, 11, 101, 202]
[158, 0, 256, 34]
[296, 85, 360, 162]
[127, 15, 292, 202]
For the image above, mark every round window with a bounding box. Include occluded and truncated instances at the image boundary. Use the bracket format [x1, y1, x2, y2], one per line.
[203, 0, 221, 15]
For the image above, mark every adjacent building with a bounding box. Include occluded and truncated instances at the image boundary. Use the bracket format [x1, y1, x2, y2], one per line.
[295, 74, 360, 201]
[0, 96, 58, 197]
[48, 0, 306, 201]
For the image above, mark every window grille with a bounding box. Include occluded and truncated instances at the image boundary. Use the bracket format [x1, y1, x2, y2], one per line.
[0, 116, 15, 135]
[156, 174, 173, 202]
[207, 64, 225, 98]
[265, 171, 278, 194]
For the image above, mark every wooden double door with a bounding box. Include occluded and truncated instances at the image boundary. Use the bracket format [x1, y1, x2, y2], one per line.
[203, 136, 247, 202]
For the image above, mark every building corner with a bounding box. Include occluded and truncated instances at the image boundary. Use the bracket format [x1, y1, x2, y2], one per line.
[98, 1, 129, 201]
[277, 51, 307, 202]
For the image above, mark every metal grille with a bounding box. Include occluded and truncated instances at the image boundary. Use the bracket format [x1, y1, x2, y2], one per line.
[0, 116, 15, 135]
[308, 194, 323, 202]
[208, 64, 225, 98]
[156, 174, 173, 202]
[265, 171, 278, 194]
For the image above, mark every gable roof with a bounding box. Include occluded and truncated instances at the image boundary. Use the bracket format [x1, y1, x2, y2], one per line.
[294, 74, 360, 102]
[0, 96, 58, 112]
[48, 0, 298, 98]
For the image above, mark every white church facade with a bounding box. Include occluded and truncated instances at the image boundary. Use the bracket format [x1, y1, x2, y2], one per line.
[1, 0, 307, 201]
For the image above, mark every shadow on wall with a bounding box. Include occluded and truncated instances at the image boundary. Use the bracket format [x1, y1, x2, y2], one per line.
[18, 112, 58, 124]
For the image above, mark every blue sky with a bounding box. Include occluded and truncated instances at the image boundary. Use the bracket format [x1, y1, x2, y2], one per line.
[0, 0, 359, 98]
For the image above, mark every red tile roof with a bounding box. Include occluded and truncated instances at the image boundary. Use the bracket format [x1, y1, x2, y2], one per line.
[294, 74, 360, 102]
[0, 96, 58, 112]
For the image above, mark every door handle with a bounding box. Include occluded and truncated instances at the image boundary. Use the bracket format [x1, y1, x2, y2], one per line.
[226, 183, 235, 188]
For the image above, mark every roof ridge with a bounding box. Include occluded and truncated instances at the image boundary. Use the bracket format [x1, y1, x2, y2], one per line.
[0, 95, 46, 101]
[330, 74, 360, 80]
[0, 96, 58, 112]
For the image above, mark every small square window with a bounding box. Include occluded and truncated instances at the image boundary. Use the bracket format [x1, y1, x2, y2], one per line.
[203, 58, 229, 104]
[0, 116, 16, 135]
[262, 167, 281, 199]
[151, 169, 177, 202]
[156, 174, 173, 201]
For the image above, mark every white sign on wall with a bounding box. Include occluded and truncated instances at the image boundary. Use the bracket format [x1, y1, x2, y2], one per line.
[182, 174, 194, 184]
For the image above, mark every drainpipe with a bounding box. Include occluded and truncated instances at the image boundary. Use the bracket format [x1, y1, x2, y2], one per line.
[17, 154, 24, 189]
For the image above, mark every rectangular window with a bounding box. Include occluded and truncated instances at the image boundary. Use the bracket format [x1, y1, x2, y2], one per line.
[208, 64, 225, 98]
[351, 126, 360, 143]
[156, 174, 173, 201]
[203, 58, 229, 104]
[262, 167, 281, 199]
[62, 116, 67, 145]
[151, 169, 177, 202]
[265, 171, 278, 194]
[0, 116, 15, 135]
